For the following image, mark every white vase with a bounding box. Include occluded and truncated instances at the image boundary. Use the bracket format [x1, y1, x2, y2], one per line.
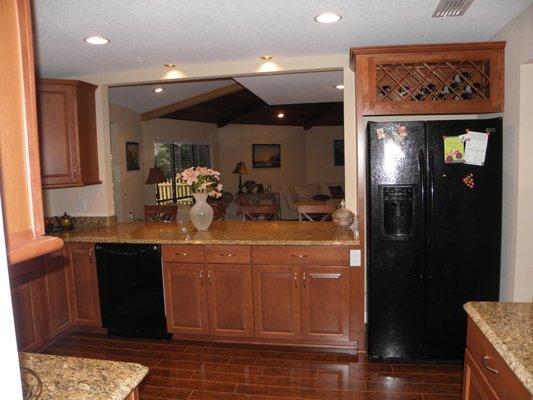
[190, 193, 214, 231]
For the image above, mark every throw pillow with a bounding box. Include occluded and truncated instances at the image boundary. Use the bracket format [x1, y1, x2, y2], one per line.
[311, 194, 331, 201]
[329, 185, 344, 199]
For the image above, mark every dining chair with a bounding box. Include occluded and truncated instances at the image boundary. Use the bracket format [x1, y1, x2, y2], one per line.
[144, 205, 177, 222]
[211, 203, 227, 221]
[297, 203, 336, 221]
[241, 204, 279, 221]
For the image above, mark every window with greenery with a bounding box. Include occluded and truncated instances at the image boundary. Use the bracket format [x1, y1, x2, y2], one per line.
[154, 143, 211, 203]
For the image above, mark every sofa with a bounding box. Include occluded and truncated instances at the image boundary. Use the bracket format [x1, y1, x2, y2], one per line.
[280, 182, 345, 220]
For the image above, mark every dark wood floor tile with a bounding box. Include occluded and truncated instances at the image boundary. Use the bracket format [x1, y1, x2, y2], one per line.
[192, 371, 365, 391]
[210, 341, 357, 355]
[422, 395, 461, 400]
[144, 375, 238, 393]
[236, 384, 423, 399]
[365, 381, 461, 395]
[139, 385, 192, 399]
[42, 348, 83, 357]
[188, 390, 288, 400]
[392, 365, 462, 374]
[63, 334, 188, 353]
[227, 356, 363, 372]
[82, 353, 161, 367]
[148, 367, 196, 379]
[373, 373, 462, 384]
[157, 359, 205, 370]
[201, 362, 319, 379]
[185, 346, 338, 362]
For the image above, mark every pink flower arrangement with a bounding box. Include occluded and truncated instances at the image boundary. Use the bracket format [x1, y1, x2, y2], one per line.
[180, 167, 222, 198]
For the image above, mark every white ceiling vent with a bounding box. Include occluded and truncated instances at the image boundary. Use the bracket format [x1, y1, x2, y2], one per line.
[432, 0, 474, 18]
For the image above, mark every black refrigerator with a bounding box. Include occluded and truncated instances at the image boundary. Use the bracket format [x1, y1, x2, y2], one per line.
[367, 118, 502, 361]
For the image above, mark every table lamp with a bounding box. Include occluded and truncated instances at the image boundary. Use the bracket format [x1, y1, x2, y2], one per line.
[145, 166, 166, 203]
[232, 161, 249, 194]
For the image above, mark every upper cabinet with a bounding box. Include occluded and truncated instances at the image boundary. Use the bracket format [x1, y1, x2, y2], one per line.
[0, 0, 63, 264]
[351, 42, 505, 116]
[37, 79, 101, 188]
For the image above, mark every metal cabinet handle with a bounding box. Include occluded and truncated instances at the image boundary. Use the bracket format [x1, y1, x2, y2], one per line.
[293, 272, 298, 287]
[73, 165, 78, 177]
[207, 270, 212, 285]
[291, 254, 308, 258]
[175, 252, 190, 256]
[219, 253, 236, 257]
[88, 248, 93, 263]
[302, 272, 307, 288]
[481, 356, 499, 375]
[200, 270, 204, 285]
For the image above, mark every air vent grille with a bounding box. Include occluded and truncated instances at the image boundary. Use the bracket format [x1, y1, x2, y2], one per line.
[432, 0, 473, 17]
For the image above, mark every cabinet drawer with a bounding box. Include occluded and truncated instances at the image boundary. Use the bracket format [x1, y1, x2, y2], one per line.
[252, 246, 350, 266]
[162, 245, 204, 263]
[466, 318, 530, 400]
[206, 245, 250, 264]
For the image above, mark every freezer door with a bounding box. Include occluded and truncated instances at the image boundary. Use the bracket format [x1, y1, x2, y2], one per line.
[367, 121, 426, 359]
[424, 118, 502, 359]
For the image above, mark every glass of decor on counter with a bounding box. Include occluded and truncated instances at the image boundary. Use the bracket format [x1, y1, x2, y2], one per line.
[180, 167, 222, 231]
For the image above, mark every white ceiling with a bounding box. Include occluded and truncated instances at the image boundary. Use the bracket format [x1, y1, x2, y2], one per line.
[108, 79, 234, 113]
[33, 0, 532, 77]
[108, 71, 344, 112]
[235, 71, 343, 105]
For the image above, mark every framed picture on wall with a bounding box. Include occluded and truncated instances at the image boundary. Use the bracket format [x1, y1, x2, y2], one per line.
[334, 139, 344, 166]
[252, 144, 281, 168]
[125, 141, 140, 171]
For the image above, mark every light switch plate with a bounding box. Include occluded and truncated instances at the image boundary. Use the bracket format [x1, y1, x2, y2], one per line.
[350, 250, 361, 267]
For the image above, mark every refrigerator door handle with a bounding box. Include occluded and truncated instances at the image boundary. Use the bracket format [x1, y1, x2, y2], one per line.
[418, 149, 426, 280]
[427, 149, 435, 280]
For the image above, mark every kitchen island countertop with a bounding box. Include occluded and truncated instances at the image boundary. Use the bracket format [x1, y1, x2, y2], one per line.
[464, 301, 532, 394]
[19, 352, 148, 400]
[54, 220, 360, 246]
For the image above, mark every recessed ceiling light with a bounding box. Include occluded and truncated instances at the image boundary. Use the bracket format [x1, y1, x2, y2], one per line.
[260, 55, 273, 60]
[84, 36, 109, 45]
[314, 13, 342, 24]
[334, 84, 344, 90]
[277, 112, 285, 118]
[153, 88, 165, 93]
[163, 63, 176, 68]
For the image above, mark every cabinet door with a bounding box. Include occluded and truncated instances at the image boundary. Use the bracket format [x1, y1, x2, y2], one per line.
[44, 251, 75, 336]
[206, 264, 254, 337]
[164, 263, 209, 335]
[10, 258, 49, 351]
[37, 83, 81, 187]
[463, 349, 499, 400]
[253, 265, 300, 340]
[301, 266, 350, 342]
[65, 243, 101, 326]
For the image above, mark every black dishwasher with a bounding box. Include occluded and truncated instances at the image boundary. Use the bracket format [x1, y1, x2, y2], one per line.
[95, 243, 170, 339]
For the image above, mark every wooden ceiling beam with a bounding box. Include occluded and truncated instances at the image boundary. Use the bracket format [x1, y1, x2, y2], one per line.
[303, 104, 338, 130]
[217, 100, 266, 128]
[140, 83, 244, 121]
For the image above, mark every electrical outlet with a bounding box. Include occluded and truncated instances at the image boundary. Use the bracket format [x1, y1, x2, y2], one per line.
[350, 250, 361, 267]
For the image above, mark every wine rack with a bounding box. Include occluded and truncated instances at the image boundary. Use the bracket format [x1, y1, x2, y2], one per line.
[351, 42, 504, 115]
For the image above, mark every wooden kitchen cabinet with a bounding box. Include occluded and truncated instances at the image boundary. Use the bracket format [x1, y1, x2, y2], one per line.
[64, 243, 101, 327]
[0, 0, 63, 265]
[37, 79, 100, 188]
[351, 42, 505, 116]
[43, 251, 75, 337]
[9, 258, 50, 351]
[301, 266, 350, 342]
[463, 349, 499, 400]
[252, 265, 301, 340]
[163, 263, 209, 335]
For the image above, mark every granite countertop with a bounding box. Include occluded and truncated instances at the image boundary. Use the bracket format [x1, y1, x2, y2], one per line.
[54, 221, 360, 246]
[464, 301, 532, 394]
[20, 353, 148, 400]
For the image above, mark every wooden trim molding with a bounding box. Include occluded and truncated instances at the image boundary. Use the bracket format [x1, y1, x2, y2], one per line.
[8, 236, 64, 265]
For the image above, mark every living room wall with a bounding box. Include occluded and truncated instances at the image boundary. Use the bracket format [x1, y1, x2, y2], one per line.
[305, 126, 344, 185]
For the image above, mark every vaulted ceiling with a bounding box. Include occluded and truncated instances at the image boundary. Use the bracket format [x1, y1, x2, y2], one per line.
[33, 0, 532, 77]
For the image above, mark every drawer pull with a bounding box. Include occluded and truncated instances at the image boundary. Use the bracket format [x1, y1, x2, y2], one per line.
[294, 272, 298, 287]
[303, 272, 307, 288]
[200, 270, 204, 285]
[207, 270, 212, 285]
[291, 254, 308, 258]
[481, 356, 499, 375]
[219, 253, 236, 257]
[175, 252, 190, 256]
